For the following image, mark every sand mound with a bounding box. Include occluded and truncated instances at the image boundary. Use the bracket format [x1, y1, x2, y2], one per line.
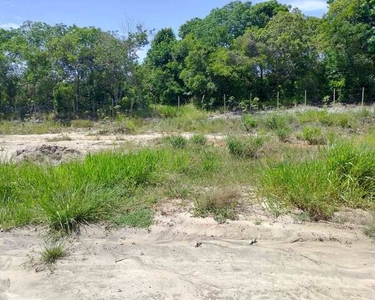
[14, 144, 82, 164]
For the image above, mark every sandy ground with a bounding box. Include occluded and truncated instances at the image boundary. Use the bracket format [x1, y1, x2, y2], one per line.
[1, 205, 375, 300]
[0, 132, 225, 163]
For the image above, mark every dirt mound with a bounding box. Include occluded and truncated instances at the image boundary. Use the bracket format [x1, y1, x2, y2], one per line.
[14, 144, 82, 164]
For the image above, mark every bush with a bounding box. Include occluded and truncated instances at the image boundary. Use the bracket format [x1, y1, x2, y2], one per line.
[302, 127, 326, 145]
[226, 136, 264, 158]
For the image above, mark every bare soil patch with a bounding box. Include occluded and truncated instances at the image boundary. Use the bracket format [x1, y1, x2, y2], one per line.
[1, 206, 374, 300]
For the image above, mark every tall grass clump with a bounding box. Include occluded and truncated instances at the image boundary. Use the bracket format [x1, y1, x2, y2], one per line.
[194, 188, 240, 223]
[0, 149, 181, 232]
[260, 113, 293, 141]
[261, 142, 375, 220]
[164, 135, 188, 149]
[302, 127, 326, 145]
[190, 134, 207, 146]
[226, 136, 264, 158]
[242, 115, 257, 132]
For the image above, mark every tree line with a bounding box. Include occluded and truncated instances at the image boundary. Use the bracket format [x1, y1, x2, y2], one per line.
[0, 0, 374, 119]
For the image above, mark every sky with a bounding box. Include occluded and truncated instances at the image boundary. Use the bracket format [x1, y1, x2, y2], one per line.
[0, 0, 328, 59]
[0, 0, 328, 31]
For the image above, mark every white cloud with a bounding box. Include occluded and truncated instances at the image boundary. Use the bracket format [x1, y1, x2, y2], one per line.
[288, 0, 328, 12]
[0, 22, 20, 29]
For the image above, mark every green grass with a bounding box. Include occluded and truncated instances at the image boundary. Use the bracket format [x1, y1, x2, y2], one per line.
[302, 127, 326, 145]
[41, 242, 65, 264]
[226, 136, 264, 158]
[260, 141, 375, 220]
[194, 188, 240, 224]
[2, 106, 375, 231]
[164, 135, 188, 149]
[0, 143, 260, 231]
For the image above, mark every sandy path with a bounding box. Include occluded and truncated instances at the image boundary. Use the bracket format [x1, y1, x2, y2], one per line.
[1, 212, 375, 300]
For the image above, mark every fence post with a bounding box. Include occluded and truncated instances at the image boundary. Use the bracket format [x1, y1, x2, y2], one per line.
[250, 92, 252, 112]
[304, 90, 307, 106]
[224, 94, 227, 113]
[362, 87, 365, 106]
[333, 88, 336, 105]
[178, 96, 180, 110]
[277, 91, 280, 110]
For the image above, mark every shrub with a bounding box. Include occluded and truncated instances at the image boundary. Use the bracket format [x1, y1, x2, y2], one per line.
[226, 136, 264, 158]
[302, 127, 326, 145]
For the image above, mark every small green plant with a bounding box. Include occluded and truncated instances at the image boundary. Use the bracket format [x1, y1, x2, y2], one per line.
[190, 134, 207, 146]
[194, 188, 239, 224]
[243, 115, 257, 132]
[226, 136, 264, 158]
[41, 242, 65, 264]
[302, 127, 326, 145]
[164, 135, 188, 149]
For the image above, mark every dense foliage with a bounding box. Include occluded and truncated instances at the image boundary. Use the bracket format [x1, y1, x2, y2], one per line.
[0, 0, 374, 119]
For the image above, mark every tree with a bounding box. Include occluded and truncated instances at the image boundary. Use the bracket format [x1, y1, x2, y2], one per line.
[144, 28, 184, 104]
[321, 0, 375, 101]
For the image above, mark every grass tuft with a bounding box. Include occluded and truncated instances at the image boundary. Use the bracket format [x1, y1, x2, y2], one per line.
[164, 135, 188, 149]
[194, 188, 240, 224]
[41, 242, 65, 264]
[226, 136, 264, 158]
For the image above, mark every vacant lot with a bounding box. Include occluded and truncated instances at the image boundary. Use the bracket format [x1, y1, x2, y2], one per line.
[1, 105, 375, 299]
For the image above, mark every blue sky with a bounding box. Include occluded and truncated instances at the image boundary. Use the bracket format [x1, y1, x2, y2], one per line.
[0, 0, 328, 59]
[0, 0, 328, 32]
